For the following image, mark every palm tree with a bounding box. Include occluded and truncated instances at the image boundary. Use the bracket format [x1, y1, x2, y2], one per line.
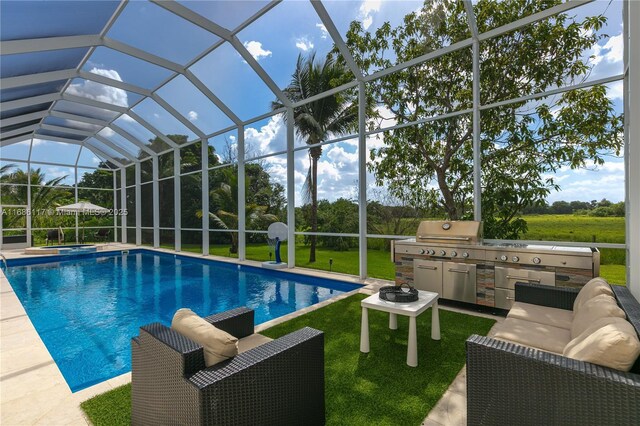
[197, 168, 277, 254]
[1, 166, 72, 229]
[273, 52, 357, 262]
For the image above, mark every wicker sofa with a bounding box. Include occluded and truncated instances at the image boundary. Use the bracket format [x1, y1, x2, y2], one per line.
[131, 307, 325, 426]
[466, 282, 640, 425]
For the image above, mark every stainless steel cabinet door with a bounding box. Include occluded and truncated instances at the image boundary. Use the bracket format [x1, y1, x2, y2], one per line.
[495, 267, 555, 290]
[495, 288, 515, 310]
[443, 262, 477, 304]
[413, 259, 443, 295]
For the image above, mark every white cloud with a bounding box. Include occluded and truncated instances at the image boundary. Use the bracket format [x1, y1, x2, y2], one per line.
[587, 30, 624, 101]
[66, 68, 129, 107]
[358, 0, 381, 30]
[596, 32, 623, 64]
[188, 111, 198, 121]
[243, 40, 272, 61]
[546, 159, 625, 203]
[295, 36, 314, 52]
[316, 23, 329, 39]
[98, 128, 115, 138]
[42, 166, 74, 181]
[244, 115, 287, 157]
[606, 80, 623, 101]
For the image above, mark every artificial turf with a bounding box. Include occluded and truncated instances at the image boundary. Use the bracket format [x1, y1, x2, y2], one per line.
[80, 294, 495, 426]
[81, 383, 131, 426]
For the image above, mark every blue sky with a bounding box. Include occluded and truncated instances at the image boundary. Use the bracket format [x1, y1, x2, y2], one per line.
[1, 0, 625, 204]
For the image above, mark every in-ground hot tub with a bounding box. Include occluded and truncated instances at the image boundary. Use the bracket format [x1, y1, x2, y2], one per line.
[24, 244, 98, 255]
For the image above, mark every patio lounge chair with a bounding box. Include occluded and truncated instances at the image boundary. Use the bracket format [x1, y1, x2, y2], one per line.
[131, 307, 325, 426]
[94, 228, 110, 242]
[466, 282, 640, 425]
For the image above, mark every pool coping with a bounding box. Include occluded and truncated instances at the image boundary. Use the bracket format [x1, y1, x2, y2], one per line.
[0, 243, 380, 425]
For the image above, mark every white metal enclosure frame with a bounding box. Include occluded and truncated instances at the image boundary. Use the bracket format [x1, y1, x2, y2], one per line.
[0, 0, 638, 297]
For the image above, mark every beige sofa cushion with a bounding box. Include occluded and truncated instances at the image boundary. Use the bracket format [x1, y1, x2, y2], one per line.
[171, 308, 238, 367]
[237, 333, 272, 353]
[571, 294, 626, 338]
[573, 277, 613, 312]
[492, 317, 571, 354]
[564, 317, 640, 372]
[508, 302, 573, 330]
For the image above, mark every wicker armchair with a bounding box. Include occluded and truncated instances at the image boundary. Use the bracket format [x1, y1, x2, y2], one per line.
[131, 307, 325, 426]
[466, 283, 640, 426]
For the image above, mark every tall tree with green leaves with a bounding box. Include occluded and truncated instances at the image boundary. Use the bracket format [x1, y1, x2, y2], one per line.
[273, 52, 358, 262]
[198, 168, 278, 254]
[1, 166, 73, 230]
[341, 0, 623, 238]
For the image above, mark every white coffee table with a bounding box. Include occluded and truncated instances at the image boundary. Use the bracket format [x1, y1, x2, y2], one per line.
[360, 289, 440, 367]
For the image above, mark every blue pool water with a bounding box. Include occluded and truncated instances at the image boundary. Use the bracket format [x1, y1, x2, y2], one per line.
[5, 249, 359, 392]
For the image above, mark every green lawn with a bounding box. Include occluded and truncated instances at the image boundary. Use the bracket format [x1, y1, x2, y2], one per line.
[166, 241, 625, 286]
[81, 383, 130, 426]
[81, 294, 495, 426]
[162, 242, 396, 280]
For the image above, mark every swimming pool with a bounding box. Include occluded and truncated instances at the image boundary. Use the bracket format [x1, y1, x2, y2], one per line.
[5, 249, 360, 391]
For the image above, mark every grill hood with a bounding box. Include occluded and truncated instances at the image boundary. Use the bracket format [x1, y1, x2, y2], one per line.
[416, 220, 483, 245]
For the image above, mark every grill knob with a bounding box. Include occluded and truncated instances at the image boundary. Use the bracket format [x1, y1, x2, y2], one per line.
[439, 250, 446, 256]
[532, 257, 541, 264]
[462, 252, 469, 258]
[451, 251, 457, 257]
[429, 249, 436, 255]
[512, 256, 519, 262]
[419, 249, 425, 254]
[500, 255, 508, 262]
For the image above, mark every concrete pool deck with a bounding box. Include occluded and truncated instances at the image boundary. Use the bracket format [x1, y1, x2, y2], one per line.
[0, 243, 502, 425]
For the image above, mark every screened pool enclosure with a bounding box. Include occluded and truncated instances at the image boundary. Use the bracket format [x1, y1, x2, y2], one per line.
[1, 0, 639, 296]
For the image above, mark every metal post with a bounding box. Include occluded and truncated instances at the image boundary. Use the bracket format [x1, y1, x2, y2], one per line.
[26, 146, 33, 247]
[152, 156, 159, 247]
[627, 0, 640, 298]
[238, 125, 246, 261]
[201, 139, 209, 255]
[120, 168, 127, 243]
[135, 162, 141, 245]
[286, 108, 296, 268]
[112, 171, 117, 242]
[472, 39, 481, 221]
[174, 148, 181, 252]
[26, 140, 32, 247]
[358, 82, 367, 279]
[74, 166, 79, 243]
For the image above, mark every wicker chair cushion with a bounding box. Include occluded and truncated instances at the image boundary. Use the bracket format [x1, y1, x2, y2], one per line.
[172, 308, 238, 367]
[572, 277, 613, 312]
[492, 317, 571, 354]
[564, 316, 640, 372]
[507, 302, 573, 330]
[571, 294, 626, 338]
[237, 333, 273, 353]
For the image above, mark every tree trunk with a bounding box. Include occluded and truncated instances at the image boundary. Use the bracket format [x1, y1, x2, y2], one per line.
[436, 168, 459, 220]
[309, 146, 322, 263]
[230, 233, 238, 254]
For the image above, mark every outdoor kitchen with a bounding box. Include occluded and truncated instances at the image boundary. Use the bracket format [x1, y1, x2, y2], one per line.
[393, 221, 600, 309]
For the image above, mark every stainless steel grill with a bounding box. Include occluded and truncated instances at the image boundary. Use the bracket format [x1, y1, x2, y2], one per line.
[393, 220, 600, 308]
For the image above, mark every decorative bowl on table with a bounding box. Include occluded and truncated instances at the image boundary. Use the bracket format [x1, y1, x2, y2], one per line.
[379, 284, 418, 302]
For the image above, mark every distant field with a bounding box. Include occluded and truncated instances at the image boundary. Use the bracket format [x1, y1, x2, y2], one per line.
[522, 214, 625, 265]
[522, 215, 624, 244]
